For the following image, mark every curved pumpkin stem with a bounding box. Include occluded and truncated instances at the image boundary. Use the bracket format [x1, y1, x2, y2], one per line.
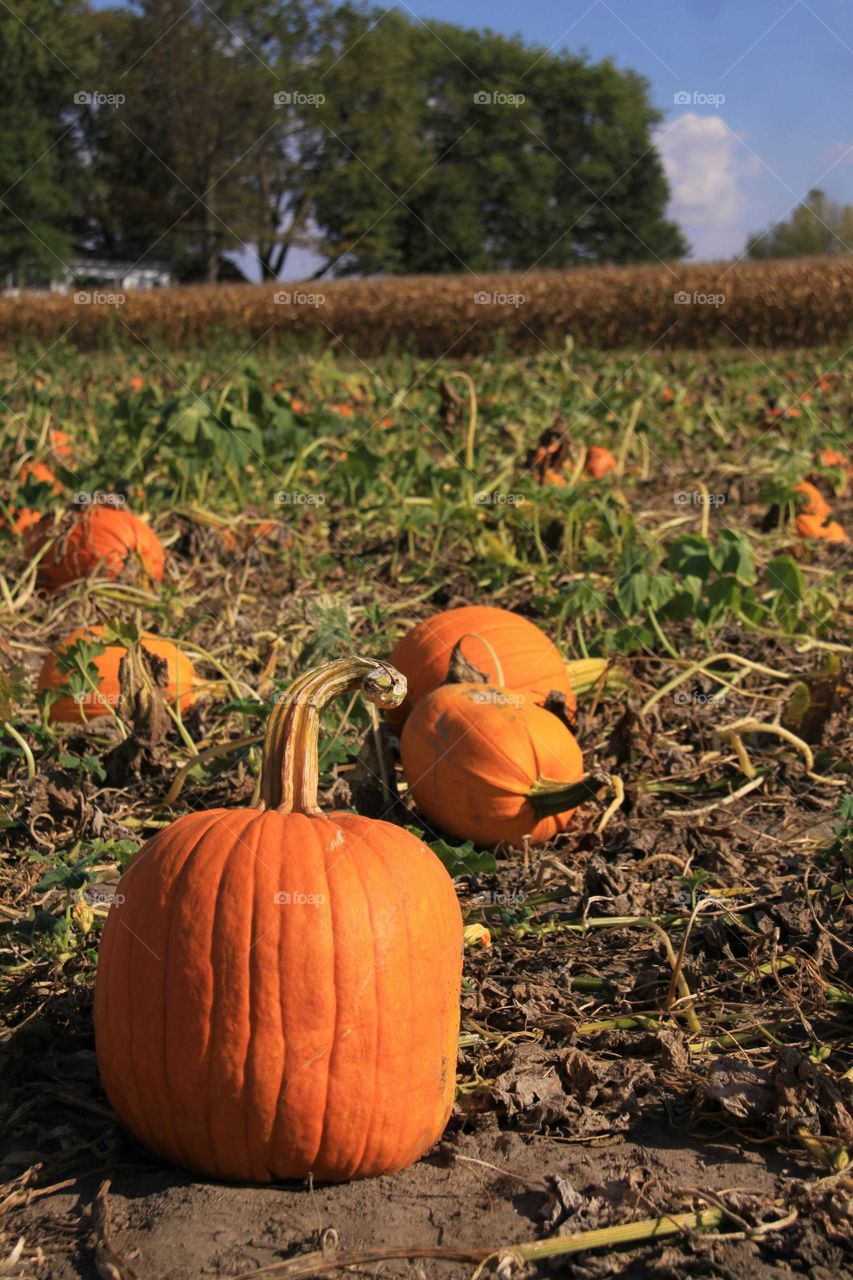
[259, 657, 407, 814]
[452, 633, 506, 686]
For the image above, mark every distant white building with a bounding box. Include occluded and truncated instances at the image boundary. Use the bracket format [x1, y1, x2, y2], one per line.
[58, 259, 173, 290]
[3, 258, 172, 294]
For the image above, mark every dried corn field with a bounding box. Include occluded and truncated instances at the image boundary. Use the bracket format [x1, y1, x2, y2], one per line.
[4, 257, 853, 355]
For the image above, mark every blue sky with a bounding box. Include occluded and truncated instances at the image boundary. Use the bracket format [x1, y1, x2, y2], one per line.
[393, 0, 853, 261]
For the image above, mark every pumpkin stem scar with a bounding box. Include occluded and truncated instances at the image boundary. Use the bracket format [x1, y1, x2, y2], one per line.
[257, 658, 407, 815]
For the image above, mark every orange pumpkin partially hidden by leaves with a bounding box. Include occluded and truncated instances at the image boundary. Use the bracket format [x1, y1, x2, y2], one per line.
[794, 480, 831, 518]
[94, 657, 462, 1183]
[795, 513, 849, 543]
[584, 446, 617, 479]
[387, 605, 575, 730]
[2, 461, 61, 534]
[28, 505, 165, 591]
[49, 429, 73, 461]
[401, 681, 585, 848]
[37, 625, 195, 723]
[793, 480, 848, 542]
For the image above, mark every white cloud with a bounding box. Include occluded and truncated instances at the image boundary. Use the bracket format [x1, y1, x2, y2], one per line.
[656, 113, 754, 260]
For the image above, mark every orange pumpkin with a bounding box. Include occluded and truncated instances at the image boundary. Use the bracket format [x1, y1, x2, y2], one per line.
[49, 429, 73, 461]
[794, 480, 831, 518]
[817, 448, 850, 471]
[584, 446, 617, 479]
[387, 605, 574, 730]
[94, 657, 462, 1183]
[795, 513, 849, 543]
[401, 682, 585, 848]
[2, 461, 61, 534]
[27, 505, 165, 591]
[37, 625, 195, 723]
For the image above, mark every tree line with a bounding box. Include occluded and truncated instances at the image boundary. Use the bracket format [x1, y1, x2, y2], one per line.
[1, 0, 690, 284]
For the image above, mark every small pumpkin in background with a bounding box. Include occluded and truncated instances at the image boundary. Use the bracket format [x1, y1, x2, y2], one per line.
[387, 604, 575, 730]
[95, 657, 462, 1184]
[37, 625, 195, 723]
[793, 480, 848, 543]
[27, 505, 165, 591]
[794, 480, 831, 518]
[816, 447, 853, 493]
[795, 513, 849, 543]
[584, 446, 617, 479]
[49, 429, 73, 462]
[401, 676, 585, 848]
[2, 460, 61, 534]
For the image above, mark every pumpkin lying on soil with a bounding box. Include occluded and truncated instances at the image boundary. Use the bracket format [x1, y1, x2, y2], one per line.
[794, 480, 831, 518]
[94, 657, 462, 1184]
[793, 480, 848, 542]
[401, 680, 585, 848]
[795, 513, 849, 543]
[584, 446, 617, 479]
[37, 625, 196, 723]
[27, 505, 165, 590]
[2, 461, 61, 534]
[387, 604, 575, 730]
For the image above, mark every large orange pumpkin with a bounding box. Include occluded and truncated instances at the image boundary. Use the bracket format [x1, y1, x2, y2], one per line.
[401, 681, 585, 848]
[387, 605, 574, 730]
[37, 625, 195, 723]
[2, 460, 61, 534]
[28, 505, 165, 590]
[95, 657, 462, 1183]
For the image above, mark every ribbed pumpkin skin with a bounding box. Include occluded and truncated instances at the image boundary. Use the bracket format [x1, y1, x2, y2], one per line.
[387, 606, 573, 730]
[400, 682, 584, 848]
[29, 506, 165, 590]
[37, 626, 195, 723]
[94, 808, 462, 1183]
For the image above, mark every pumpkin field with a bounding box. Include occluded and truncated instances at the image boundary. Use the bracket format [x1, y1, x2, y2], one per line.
[1, 336, 852, 1277]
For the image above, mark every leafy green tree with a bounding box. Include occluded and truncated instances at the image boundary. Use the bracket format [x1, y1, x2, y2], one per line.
[0, 0, 91, 283]
[746, 189, 853, 259]
[83, 0, 327, 281]
[311, 9, 687, 275]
